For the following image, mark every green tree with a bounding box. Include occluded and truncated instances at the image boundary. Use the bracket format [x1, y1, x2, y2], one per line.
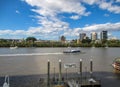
[26, 37, 37, 42]
[82, 39, 91, 44]
[60, 35, 66, 42]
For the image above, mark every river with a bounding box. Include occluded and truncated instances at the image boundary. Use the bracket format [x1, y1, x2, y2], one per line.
[0, 47, 120, 87]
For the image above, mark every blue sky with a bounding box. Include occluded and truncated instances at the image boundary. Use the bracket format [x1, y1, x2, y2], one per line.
[0, 0, 120, 40]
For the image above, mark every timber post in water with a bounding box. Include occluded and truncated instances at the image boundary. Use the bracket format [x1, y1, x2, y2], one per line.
[90, 59, 93, 78]
[65, 68, 68, 81]
[59, 59, 62, 85]
[47, 60, 50, 87]
[53, 66, 56, 81]
[80, 59, 82, 83]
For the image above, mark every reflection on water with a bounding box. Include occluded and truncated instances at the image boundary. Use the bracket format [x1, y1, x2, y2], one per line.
[0, 47, 120, 87]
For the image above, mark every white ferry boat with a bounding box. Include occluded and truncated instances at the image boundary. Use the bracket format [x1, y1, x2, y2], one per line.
[63, 49, 80, 53]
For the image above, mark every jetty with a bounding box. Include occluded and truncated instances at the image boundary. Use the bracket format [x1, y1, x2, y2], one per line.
[1, 59, 101, 87]
[47, 59, 101, 87]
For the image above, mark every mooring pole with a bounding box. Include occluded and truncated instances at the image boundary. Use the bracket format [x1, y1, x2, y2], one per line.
[59, 59, 62, 85]
[47, 60, 50, 87]
[53, 66, 55, 81]
[90, 59, 93, 78]
[53, 60, 56, 82]
[66, 68, 68, 81]
[80, 59, 82, 83]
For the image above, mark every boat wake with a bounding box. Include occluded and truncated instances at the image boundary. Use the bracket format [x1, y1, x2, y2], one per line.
[0, 52, 63, 57]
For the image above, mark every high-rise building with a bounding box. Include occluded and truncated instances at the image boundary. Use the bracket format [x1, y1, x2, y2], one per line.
[91, 32, 97, 40]
[100, 31, 107, 40]
[80, 33, 86, 40]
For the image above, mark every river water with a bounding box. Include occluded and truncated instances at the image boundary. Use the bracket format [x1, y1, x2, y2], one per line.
[0, 47, 120, 87]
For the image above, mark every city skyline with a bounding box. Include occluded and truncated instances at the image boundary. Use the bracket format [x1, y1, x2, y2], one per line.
[0, 0, 120, 40]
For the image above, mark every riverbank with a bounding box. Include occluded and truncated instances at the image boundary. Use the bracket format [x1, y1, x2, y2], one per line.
[0, 40, 120, 47]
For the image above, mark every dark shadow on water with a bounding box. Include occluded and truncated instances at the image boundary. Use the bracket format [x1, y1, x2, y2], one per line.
[0, 72, 120, 87]
[95, 72, 120, 87]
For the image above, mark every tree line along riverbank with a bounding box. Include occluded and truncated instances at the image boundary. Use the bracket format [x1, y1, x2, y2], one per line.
[0, 40, 120, 47]
[0, 37, 120, 47]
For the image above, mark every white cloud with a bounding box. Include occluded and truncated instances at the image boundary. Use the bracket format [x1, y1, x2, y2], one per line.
[0, 30, 25, 35]
[0, 30, 12, 35]
[70, 15, 80, 20]
[22, 0, 92, 39]
[24, 0, 90, 29]
[64, 28, 82, 37]
[15, 10, 20, 14]
[1, 0, 120, 40]
[82, 0, 99, 5]
[109, 36, 117, 40]
[24, 0, 120, 32]
[82, 0, 120, 14]
[99, 1, 120, 14]
[116, 0, 120, 2]
[104, 14, 109, 17]
[107, 32, 118, 40]
[62, 22, 120, 37]
[83, 22, 120, 31]
[25, 0, 89, 17]
[23, 0, 120, 34]
[0, 22, 120, 39]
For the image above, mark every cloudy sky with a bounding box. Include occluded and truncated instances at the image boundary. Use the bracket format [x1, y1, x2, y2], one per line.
[0, 0, 120, 40]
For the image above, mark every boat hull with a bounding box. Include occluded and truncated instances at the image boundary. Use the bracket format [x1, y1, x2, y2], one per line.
[10, 46, 18, 49]
[112, 63, 120, 71]
[112, 58, 120, 71]
[63, 50, 80, 53]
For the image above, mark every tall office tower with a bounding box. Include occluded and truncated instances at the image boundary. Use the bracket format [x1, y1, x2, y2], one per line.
[80, 33, 86, 40]
[91, 32, 97, 40]
[100, 31, 108, 40]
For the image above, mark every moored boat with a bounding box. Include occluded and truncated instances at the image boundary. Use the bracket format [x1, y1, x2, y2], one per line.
[10, 46, 18, 49]
[112, 58, 120, 71]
